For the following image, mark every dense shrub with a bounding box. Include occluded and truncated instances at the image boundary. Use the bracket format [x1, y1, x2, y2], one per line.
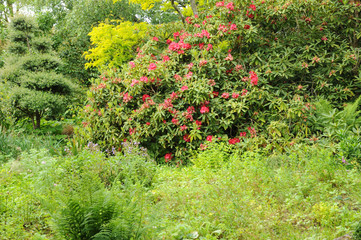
[0, 15, 77, 129]
[79, 0, 361, 162]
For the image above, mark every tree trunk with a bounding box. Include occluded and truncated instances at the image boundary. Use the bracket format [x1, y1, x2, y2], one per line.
[190, 0, 198, 16]
[35, 111, 41, 129]
[171, 0, 185, 24]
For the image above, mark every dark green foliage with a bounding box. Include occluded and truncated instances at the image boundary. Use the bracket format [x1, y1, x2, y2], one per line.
[0, 15, 76, 129]
[355, 222, 361, 240]
[31, 36, 53, 53]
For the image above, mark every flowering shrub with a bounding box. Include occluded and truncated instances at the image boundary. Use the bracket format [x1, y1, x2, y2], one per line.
[79, 0, 361, 163]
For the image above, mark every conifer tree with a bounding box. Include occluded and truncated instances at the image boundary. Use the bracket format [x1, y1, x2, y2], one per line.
[0, 15, 76, 129]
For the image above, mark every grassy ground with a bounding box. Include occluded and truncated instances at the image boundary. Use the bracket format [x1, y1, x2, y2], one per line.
[0, 143, 361, 239]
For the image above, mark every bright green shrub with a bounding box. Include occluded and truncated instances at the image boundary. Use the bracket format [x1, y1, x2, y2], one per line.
[79, 0, 361, 162]
[84, 20, 148, 71]
[191, 140, 236, 169]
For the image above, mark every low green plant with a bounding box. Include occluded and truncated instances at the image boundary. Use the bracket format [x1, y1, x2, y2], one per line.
[191, 140, 236, 169]
[311, 96, 361, 138]
[338, 133, 361, 167]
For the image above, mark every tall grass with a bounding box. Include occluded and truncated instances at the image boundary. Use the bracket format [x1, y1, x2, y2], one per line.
[0, 126, 65, 163]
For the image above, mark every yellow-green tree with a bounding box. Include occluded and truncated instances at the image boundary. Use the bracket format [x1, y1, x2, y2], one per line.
[84, 20, 148, 71]
[116, 0, 207, 23]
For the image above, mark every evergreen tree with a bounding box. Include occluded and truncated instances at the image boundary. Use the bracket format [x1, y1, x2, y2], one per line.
[0, 15, 76, 129]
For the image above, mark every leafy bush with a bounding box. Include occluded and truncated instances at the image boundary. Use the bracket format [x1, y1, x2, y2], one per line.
[310, 96, 361, 137]
[191, 139, 236, 169]
[0, 15, 77, 129]
[338, 133, 361, 167]
[79, 0, 360, 162]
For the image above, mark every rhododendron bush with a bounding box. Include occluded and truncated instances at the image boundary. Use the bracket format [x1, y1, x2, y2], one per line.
[78, 0, 361, 163]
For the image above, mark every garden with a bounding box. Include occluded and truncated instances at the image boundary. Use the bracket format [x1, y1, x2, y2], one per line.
[1, 0, 361, 239]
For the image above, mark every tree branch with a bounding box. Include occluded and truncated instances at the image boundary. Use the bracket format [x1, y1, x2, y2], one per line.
[171, 0, 185, 24]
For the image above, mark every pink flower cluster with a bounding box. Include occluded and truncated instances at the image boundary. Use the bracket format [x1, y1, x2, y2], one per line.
[250, 71, 258, 86]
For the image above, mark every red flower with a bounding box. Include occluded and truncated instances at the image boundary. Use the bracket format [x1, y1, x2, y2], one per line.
[163, 55, 170, 62]
[249, 71, 258, 86]
[140, 76, 148, 83]
[221, 92, 230, 99]
[244, 24, 250, 29]
[123, 92, 133, 103]
[200, 106, 209, 114]
[232, 93, 239, 99]
[230, 24, 237, 30]
[226, 2, 235, 10]
[148, 63, 157, 71]
[240, 132, 247, 137]
[180, 125, 188, 131]
[249, 4, 256, 11]
[163, 120, 167, 124]
[183, 134, 191, 142]
[206, 135, 213, 142]
[229, 138, 240, 144]
[130, 79, 139, 87]
[172, 118, 179, 125]
[209, 79, 216, 86]
[248, 127, 257, 138]
[166, 39, 172, 44]
[170, 92, 178, 100]
[212, 91, 219, 97]
[225, 53, 233, 61]
[201, 30, 210, 39]
[173, 32, 179, 38]
[165, 153, 173, 162]
[206, 44, 213, 51]
[142, 94, 150, 102]
[174, 74, 182, 81]
[196, 120, 202, 126]
[181, 86, 189, 91]
[129, 61, 135, 68]
[321, 36, 327, 41]
[199, 59, 207, 67]
[187, 106, 195, 114]
[169, 42, 181, 51]
[129, 128, 136, 135]
[216, 1, 224, 7]
[146, 122, 150, 126]
[242, 89, 248, 96]
[152, 37, 159, 41]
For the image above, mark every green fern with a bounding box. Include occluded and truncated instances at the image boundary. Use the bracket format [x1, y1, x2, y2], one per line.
[55, 191, 116, 240]
[57, 200, 87, 240]
[311, 96, 361, 137]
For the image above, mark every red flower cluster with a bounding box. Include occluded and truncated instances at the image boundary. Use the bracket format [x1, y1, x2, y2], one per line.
[148, 63, 157, 71]
[183, 134, 191, 142]
[250, 71, 258, 86]
[200, 106, 210, 114]
[123, 92, 133, 103]
[142, 94, 150, 102]
[229, 138, 240, 144]
[165, 153, 173, 162]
